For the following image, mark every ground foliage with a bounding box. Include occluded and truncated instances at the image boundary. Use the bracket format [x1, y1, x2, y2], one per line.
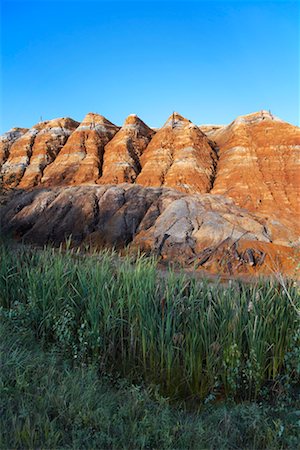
[0, 240, 299, 448]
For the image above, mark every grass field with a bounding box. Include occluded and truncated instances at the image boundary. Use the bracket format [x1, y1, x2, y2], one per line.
[1, 240, 299, 448]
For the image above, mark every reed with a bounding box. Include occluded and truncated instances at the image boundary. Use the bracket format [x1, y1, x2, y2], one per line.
[1, 240, 299, 401]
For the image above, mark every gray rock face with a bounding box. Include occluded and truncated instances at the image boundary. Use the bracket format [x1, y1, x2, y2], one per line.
[2, 184, 295, 276]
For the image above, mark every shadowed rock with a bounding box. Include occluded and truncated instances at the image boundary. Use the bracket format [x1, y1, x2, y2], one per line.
[1, 184, 298, 276]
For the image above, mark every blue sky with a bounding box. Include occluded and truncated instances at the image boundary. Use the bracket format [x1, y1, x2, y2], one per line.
[0, 0, 299, 133]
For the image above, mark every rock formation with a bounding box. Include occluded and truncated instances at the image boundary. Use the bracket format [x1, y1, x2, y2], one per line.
[136, 113, 217, 194]
[41, 113, 119, 185]
[1, 184, 297, 276]
[1, 125, 43, 188]
[210, 110, 300, 242]
[198, 124, 225, 137]
[0, 127, 28, 169]
[0, 119, 79, 188]
[99, 114, 154, 184]
[18, 118, 79, 188]
[0, 109, 299, 278]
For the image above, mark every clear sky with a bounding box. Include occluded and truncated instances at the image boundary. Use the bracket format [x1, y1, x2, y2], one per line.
[0, 0, 299, 133]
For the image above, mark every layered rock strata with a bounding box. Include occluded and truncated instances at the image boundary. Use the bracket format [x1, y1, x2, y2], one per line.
[18, 118, 79, 188]
[1, 110, 299, 277]
[0, 127, 28, 169]
[99, 114, 154, 184]
[1, 123, 45, 188]
[136, 113, 217, 194]
[210, 111, 300, 236]
[0, 119, 79, 188]
[41, 113, 119, 185]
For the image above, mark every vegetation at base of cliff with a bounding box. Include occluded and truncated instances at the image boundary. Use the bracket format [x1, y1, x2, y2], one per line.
[0, 240, 299, 448]
[1, 240, 299, 401]
[1, 320, 300, 450]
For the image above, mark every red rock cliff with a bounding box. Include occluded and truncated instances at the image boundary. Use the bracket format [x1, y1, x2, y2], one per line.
[1, 110, 299, 277]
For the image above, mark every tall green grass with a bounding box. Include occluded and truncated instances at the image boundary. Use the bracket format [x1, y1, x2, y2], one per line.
[0, 240, 299, 401]
[2, 320, 299, 450]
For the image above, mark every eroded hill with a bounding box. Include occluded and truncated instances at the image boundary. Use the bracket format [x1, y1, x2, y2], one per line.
[1, 110, 299, 277]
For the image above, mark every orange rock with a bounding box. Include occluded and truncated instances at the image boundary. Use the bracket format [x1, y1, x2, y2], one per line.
[98, 114, 154, 184]
[41, 113, 119, 185]
[18, 118, 79, 189]
[198, 124, 225, 137]
[1, 122, 48, 188]
[1, 110, 299, 278]
[0, 128, 28, 170]
[210, 110, 300, 241]
[136, 113, 217, 193]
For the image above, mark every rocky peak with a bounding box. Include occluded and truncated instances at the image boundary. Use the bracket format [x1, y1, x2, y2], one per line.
[122, 114, 153, 133]
[77, 113, 119, 133]
[5, 118, 80, 189]
[163, 112, 191, 129]
[33, 117, 79, 135]
[99, 115, 154, 184]
[232, 110, 283, 126]
[124, 113, 139, 125]
[41, 113, 119, 186]
[0, 119, 81, 188]
[0, 127, 29, 171]
[211, 111, 300, 239]
[136, 113, 217, 193]
[0, 127, 29, 142]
